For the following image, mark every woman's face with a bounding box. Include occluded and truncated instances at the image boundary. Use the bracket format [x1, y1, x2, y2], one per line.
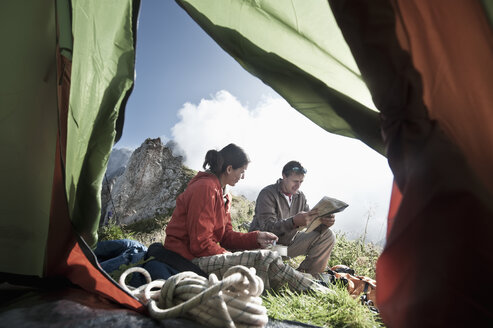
[225, 164, 248, 187]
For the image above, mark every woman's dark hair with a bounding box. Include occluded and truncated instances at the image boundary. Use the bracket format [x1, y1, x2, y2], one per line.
[203, 143, 250, 176]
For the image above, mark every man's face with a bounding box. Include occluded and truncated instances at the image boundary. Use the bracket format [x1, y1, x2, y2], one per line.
[281, 173, 304, 194]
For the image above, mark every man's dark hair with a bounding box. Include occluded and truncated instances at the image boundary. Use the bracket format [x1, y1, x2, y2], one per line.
[282, 160, 307, 177]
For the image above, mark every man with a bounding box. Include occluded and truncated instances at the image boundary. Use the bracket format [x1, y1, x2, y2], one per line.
[249, 161, 336, 275]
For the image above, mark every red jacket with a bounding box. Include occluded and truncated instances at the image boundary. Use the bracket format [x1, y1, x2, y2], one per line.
[164, 171, 259, 260]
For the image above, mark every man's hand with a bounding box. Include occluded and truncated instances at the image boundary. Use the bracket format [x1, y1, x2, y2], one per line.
[293, 210, 319, 228]
[319, 214, 335, 228]
[257, 231, 278, 248]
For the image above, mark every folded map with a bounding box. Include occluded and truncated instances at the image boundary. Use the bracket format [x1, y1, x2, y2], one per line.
[299, 196, 348, 233]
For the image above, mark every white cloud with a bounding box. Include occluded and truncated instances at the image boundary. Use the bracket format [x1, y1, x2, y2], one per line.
[171, 90, 393, 244]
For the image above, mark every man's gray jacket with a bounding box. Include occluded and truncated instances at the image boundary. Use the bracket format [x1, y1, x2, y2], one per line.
[249, 179, 309, 245]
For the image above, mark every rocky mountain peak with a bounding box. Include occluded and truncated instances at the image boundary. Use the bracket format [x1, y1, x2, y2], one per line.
[101, 138, 196, 225]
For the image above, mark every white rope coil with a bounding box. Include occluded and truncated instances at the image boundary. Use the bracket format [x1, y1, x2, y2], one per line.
[119, 265, 268, 328]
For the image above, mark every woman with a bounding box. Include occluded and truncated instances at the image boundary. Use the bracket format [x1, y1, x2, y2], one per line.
[164, 143, 327, 292]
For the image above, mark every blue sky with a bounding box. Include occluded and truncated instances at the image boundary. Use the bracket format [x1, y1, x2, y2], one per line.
[116, 1, 393, 244]
[118, 0, 277, 149]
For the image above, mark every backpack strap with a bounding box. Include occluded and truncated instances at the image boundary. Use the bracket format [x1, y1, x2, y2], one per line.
[145, 243, 207, 277]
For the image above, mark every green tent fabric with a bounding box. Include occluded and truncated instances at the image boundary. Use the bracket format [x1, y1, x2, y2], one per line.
[1, 1, 143, 310]
[176, 0, 385, 155]
[66, 0, 138, 248]
[0, 0, 137, 274]
[0, 1, 58, 276]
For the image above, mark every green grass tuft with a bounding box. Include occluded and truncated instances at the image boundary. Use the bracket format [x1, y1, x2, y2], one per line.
[276, 232, 384, 326]
[98, 219, 134, 241]
[328, 233, 381, 278]
[284, 232, 382, 279]
[230, 195, 255, 232]
[263, 285, 383, 328]
[126, 213, 171, 234]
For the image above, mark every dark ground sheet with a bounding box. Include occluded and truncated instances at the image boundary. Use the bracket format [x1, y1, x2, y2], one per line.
[0, 284, 321, 328]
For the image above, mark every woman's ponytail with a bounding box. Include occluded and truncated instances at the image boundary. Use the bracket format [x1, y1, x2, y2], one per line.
[203, 149, 224, 175]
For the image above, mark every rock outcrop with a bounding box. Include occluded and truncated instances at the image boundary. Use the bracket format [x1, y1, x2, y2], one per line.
[106, 147, 133, 180]
[101, 138, 196, 225]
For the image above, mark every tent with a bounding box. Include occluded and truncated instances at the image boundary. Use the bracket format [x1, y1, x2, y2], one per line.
[1, 0, 144, 311]
[2, 0, 493, 326]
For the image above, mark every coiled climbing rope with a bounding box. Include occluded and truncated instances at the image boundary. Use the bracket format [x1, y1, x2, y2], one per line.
[119, 265, 268, 328]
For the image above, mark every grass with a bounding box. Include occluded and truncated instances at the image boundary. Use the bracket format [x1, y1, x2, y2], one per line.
[229, 195, 255, 232]
[98, 213, 172, 246]
[285, 233, 381, 279]
[124, 213, 172, 246]
[263, 285, 383, 328]
[328, 233, 381, 279]
[270, 232, 384, 327]
[98, 219, 135, 241]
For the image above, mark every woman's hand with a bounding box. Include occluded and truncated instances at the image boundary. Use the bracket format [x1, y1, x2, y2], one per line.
[257, 231, 278, 248]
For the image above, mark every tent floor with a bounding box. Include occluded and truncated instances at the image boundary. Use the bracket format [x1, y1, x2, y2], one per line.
[0, 283, 320, 328]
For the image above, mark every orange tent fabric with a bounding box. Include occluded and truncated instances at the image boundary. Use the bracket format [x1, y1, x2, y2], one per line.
[329, 0, 493, 326]
[46, 46, 145, 312]
[393, 0, 493, 194]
